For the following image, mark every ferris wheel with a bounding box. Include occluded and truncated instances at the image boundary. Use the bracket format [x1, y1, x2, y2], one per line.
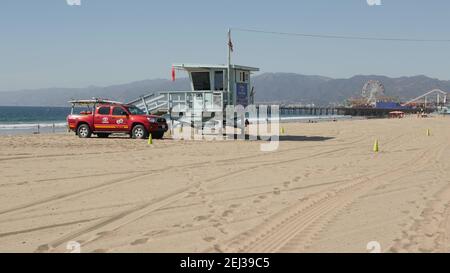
[361, 80, 385, 103]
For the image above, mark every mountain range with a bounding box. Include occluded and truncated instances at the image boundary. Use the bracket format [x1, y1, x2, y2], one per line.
[1, 73, 449, 107]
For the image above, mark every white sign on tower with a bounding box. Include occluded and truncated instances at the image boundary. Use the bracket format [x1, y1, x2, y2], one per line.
[66, 0, 81, 6]
[367, 0, 381, 6]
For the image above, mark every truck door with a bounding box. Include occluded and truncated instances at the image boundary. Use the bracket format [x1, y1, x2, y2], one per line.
[111, 106, 130, 131]
[94, 106, 112, 131]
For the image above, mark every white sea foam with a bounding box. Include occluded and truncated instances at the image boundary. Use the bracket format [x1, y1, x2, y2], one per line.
[0, 122, 67, 130]
[0, 116, 352, 132]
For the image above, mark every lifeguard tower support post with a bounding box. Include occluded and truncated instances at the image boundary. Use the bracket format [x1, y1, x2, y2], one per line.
[129, 63, 259, 127]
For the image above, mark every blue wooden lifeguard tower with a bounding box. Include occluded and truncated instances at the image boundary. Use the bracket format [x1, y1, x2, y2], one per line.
[129, 63, 259, 126]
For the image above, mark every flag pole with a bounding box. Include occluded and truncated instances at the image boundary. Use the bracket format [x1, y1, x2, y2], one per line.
[227, 28, 232, 106]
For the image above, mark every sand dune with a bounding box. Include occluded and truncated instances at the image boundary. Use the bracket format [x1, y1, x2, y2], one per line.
[1, 117, 450, 253]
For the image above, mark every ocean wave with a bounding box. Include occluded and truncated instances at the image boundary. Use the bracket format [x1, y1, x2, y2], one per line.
[0, 116, 352, 130]
[0, 122, 67, 130]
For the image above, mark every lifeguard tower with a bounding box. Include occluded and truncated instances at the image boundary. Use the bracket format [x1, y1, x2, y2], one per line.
[129, 63, 259, 127]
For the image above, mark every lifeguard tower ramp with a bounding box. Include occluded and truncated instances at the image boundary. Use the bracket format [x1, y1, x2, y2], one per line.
[128, 63, 259, 127]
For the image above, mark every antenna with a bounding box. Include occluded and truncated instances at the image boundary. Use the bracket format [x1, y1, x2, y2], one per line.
[227, 28, 232, 106]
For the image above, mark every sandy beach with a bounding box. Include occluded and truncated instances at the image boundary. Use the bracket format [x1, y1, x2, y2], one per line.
[1, 117, 450, 253]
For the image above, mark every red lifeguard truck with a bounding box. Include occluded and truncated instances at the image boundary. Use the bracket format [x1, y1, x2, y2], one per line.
[67, 99, 168, 139]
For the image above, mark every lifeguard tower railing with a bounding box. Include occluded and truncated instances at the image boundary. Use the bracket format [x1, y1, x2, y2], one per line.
[129, 90, 225, 116]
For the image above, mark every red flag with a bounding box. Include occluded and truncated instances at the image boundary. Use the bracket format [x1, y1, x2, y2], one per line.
[228, 32, 234, 52]
[171, 67, 176, 81]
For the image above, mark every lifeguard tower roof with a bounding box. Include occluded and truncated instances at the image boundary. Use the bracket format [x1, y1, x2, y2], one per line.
[173, 63, 259, 72]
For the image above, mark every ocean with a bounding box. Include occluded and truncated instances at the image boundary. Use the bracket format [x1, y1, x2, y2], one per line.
[0, 106, 351, 135]
[0, 106, 70, 134]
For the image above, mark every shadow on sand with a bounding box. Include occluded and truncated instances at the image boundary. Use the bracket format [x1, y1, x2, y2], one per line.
[239, 134, 334, 142]
[279, 135, 334, 142]
[89, 134, 334, 142]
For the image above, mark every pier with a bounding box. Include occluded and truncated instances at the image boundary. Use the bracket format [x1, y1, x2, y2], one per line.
[335, 107, 425, 117]
[278, 106, 340, 116]
[278, 105, 431, 118]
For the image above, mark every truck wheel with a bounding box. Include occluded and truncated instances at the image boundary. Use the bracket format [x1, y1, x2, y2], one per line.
[151, 132, 164, 139]
[97, 133, 110, 138]
[77, 124, 92, 138]
[131, 125, 148, 139]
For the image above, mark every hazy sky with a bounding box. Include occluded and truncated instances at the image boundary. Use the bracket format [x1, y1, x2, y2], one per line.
[1, 0, 450, 91]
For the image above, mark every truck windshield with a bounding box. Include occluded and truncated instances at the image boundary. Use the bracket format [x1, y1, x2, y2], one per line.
[125, 105, 146, 115]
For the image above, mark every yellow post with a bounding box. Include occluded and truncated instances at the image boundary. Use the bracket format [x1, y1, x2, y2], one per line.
[373, 139, 379, 152]
[281, 127, 285, 135]
[427, 129, 431, 136]
[148, 133, 153, 145]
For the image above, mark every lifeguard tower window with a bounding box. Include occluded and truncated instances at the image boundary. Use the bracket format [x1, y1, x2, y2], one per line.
[192, 72, 211, 90]
[214, 71, 224, 91]
[237, 71, 249, 83]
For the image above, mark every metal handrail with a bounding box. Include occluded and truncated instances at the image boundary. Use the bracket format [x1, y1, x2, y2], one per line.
[131, 90, 225, 115]
[127, 93, 156, 105]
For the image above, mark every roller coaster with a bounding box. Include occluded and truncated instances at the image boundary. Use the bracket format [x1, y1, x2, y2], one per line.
[402, 89, 448, 108]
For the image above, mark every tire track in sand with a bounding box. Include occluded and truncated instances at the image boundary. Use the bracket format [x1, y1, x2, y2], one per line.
[35, 139, 368, 252]
[213, 145, 437, 253]
[0, 146, 314, 218]
[8, 128, 363, 251]
[3, 128, 363, 217]
[389, 144, 450, 253]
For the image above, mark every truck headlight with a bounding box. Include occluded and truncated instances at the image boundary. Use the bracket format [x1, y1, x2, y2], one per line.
[147, 117, 157, 123]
